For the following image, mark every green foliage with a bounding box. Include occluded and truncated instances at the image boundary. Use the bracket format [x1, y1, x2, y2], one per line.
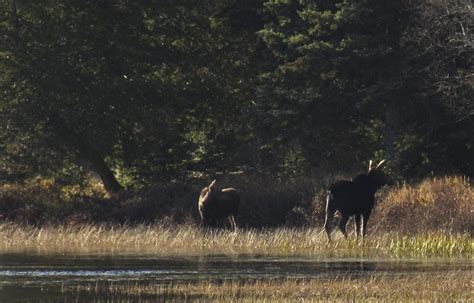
[0, 0, 472, 193]
[0, 0, 260, 187]
[256, 0, 399, 172]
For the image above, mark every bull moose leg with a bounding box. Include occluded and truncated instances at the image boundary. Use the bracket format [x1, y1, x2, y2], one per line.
[338, 214, 350, 239]
[354, 214, 362, 239]
[228, 215, 237, 231]
[362, 211, 371, 238]
[210, 218, 217, 228]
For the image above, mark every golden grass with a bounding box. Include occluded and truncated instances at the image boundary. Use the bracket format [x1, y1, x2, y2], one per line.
[67, 271, 472, 302]
[0, 223, 471, 257]
[372, 176, 473, 233]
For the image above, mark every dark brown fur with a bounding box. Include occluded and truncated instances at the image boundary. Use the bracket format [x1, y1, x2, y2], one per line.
[324, 160, 391, 241]
[198, 180, 240, 230]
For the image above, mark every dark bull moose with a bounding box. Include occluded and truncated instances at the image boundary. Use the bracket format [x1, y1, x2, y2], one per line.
[198, 180, 240, 230]
[324, 160, 391, 241]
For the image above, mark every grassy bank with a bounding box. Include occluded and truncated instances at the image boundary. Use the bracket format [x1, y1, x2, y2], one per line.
[66, 271, 472, 302]
[0, 223, 471, 258]
[0, 176, 472, 259]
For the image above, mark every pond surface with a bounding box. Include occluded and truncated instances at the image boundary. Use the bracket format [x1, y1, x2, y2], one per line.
[0, 252, 471, 302]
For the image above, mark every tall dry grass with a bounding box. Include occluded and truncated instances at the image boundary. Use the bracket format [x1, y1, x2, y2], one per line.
[0, 223, 470, 257]
[371, 176, 473, 234]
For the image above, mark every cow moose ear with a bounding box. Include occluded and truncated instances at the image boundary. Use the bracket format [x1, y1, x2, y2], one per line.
[375, 159, 386, 169]
[209, 179, 217, 189]
[368, 160, 373, 172]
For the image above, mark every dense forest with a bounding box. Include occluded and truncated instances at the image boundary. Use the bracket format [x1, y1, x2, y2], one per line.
[0, 0, 472, 196]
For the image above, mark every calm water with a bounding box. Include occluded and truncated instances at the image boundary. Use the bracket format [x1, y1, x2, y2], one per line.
[0, 252, 471, 302]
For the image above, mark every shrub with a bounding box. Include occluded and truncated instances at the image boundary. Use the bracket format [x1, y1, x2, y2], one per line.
[371, 176, 473, 234]
[0, 175, 471, 234]
[0, 179, 65, 224]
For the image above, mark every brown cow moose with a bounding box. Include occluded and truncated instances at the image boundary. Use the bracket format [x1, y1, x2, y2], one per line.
[198, 180, 240, 230]
[324, 160, 391, 241]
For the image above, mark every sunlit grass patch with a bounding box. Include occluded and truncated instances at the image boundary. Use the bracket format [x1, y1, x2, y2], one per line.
[0, 223, 471, 258]
[385, 232, 472, 258]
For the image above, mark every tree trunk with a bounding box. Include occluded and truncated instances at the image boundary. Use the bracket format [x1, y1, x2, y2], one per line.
[75, 143, 124, 195]
[48, 114, 123, 195]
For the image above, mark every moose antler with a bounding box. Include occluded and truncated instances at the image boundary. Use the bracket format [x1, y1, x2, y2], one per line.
[375, 159, 386, 169]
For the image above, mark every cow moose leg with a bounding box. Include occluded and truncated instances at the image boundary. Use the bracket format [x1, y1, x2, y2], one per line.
[324, 192, 338, 241]
[354, 214, 361, 239]
[362, 211, 371, 238]
[323, 208, 336, 242]
[338, 214, 349, 239]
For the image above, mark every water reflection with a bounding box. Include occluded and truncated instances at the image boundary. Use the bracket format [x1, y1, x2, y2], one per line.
[0, 253, 471, 302]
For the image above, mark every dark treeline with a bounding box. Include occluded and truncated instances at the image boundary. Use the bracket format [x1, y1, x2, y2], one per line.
[0, 0, 472, 194]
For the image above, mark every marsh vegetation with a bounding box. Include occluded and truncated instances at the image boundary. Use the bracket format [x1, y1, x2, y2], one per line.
[0, 179, 471, 302]
[65, 272, 472, 302]
[0, 223, 471, 258]
[1, 252, 471, 302]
